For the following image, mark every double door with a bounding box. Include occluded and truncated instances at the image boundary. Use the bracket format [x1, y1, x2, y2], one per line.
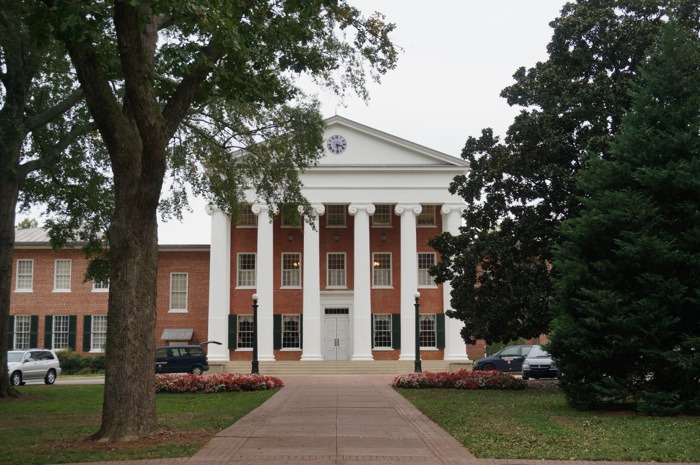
[323, 309, 350, 361]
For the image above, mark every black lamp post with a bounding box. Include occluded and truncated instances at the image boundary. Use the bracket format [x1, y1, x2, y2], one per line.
[251, 294, 259, 374]
[414, 292, 422, 373]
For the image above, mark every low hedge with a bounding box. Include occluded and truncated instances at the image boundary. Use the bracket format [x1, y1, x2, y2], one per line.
[56, 350, 106, 375]
[392, 369, 527, 390]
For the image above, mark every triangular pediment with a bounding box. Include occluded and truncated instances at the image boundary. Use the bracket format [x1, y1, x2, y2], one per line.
[316, 116, 468, 169]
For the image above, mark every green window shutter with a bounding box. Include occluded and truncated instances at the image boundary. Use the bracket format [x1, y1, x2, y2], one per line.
[228, 315, 237, 350]
[371, 316, 375, 349]
[30, 316, 39, 348]
[437, 313, 446, 349]
[8, 316, 14, 350]
[68, 316, 77, 350]
[391, 314, 401, 350]
[299, 315, 303, 350]
[44, 316, 53, 349]
[83, 316, 93, 352]
[273, 315, 281, 351]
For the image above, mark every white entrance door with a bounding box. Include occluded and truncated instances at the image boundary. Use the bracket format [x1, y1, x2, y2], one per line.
[323, 310, 350, 361]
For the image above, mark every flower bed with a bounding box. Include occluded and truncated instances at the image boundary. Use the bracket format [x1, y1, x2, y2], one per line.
[392, 369, 526, 390]
[155, 373, 284, 393]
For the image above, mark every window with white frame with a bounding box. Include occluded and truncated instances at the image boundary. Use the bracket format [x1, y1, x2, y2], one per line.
[236, 206, 257, 227]
[53, 315, 70, 350]
[417, 252, 437, 287]
[15, 259, 33, 291]
[91, 315, 107, 352]
[417, 204, 436, 226]
[282, 315, 301, 349]
[14, 315, 31, 349]
[373, 314, 392, 348]
[54, 259, 72, 291]
[419, 314, 437, 348]
[237, 253, 256, 287]
[237, 315, 254, 349]
[170, 273, 188, 311]
[327, 253, 346, 287]
[372, 204, 392, 226]
[372, 253, 392, 287]
[282, 253, 301, 288]
[326, 205, 346, 227]
[92, 280, 109, 292]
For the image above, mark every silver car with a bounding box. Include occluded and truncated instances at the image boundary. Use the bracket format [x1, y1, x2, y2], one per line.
[521, 345, 558, 380]
[7, 349, 62, 386]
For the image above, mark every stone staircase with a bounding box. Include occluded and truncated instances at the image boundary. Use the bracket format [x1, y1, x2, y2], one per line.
[210, 360, 472, 375]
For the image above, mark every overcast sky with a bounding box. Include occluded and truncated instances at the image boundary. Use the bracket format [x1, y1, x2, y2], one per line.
[19, 1, 570, 244]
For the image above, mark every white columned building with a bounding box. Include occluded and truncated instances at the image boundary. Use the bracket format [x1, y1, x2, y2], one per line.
[206, 116, 470, 366]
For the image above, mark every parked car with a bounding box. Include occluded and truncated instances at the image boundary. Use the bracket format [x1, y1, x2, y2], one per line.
[521, 345, 558, 380]
[7, 349, 62, 386]
[472, 345, 533, 372]
[155, 345, 209, 375]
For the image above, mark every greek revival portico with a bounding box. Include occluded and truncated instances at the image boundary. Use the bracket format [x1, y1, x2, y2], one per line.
[206, 116, 470, 364]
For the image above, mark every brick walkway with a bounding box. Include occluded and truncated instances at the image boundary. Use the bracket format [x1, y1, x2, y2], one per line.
[58, 375, 698, 465]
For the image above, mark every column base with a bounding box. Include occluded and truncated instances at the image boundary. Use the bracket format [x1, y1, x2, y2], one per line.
[444, 355, 470, 362]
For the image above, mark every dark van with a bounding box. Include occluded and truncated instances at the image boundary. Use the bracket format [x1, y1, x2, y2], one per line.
[155, 345, 209, 375]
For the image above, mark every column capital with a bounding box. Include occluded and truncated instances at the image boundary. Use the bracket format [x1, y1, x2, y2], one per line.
[394, 204, 422, 216]
[441, 203, 466, 215]
[348, 203, 375, 216]
[300, 203, 326, 217]
[251, 203, 273, 216]
[205, 204, 223, 216]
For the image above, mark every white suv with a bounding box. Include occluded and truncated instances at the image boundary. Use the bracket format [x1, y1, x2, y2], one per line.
[7, 349, 62, 386]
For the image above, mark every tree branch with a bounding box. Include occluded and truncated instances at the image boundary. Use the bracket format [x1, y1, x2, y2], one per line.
[25, 88, 84, 132]
[19, 122, 95, 179]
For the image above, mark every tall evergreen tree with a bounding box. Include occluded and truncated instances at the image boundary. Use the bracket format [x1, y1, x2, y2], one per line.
[549, 20, 700, 415]
[429, 0, 700, 346]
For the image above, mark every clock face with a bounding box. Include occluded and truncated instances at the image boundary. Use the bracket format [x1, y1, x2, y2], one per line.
[326, 134, 347, 154]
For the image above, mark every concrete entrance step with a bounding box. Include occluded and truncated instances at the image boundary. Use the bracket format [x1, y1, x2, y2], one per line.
[212, 360, 472, 375]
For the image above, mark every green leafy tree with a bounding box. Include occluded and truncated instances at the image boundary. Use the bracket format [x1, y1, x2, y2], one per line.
[429, 0, 700, 345]
[0, 0, 103, 399]
[549, 20, 700, 415]
[15, 218, 38, 229]
[37, 0, 397, 441]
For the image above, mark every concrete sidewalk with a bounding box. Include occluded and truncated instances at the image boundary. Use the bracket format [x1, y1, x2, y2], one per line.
[189, 374, 477, 464]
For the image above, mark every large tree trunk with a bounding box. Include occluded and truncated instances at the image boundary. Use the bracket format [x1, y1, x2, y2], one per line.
[0, 158, 21, 399]
[94, 180, 161, 440]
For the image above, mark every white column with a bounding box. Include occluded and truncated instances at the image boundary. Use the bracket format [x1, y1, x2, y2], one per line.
[349, 203, 375, 361]
[301, 204, 325, 361]
[395, 204, 422, 361]
[442, 203, 469, 361]
[252, 204, 275, 361]
[205, 205, 231, 362]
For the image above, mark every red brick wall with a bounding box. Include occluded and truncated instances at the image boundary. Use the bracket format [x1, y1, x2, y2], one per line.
[155, 249, 211, 347]
[10, 246, 210, 354]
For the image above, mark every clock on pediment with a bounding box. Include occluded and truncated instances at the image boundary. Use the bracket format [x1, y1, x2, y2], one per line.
[326, 134, 347, 154]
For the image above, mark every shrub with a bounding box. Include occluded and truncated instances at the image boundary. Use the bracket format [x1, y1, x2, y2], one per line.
[56, 350, 107, 375]
[155, 373, 284, 394]
[392, 369, 526, 390]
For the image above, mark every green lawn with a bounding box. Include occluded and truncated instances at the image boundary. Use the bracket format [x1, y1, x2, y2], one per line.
[398, 387, 700, 462]
[0, 383, 276, 465]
